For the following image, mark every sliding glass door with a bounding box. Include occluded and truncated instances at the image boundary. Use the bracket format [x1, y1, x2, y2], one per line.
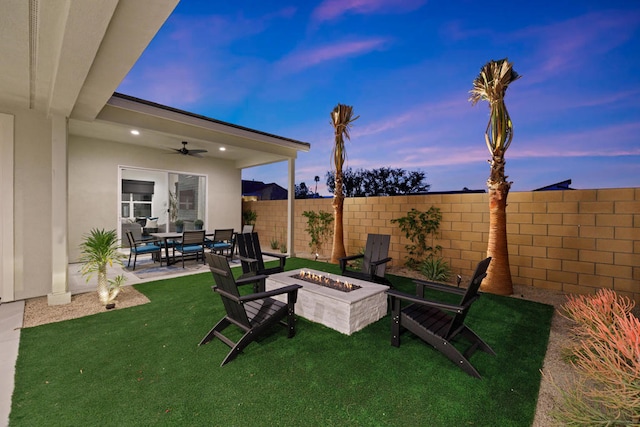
[120, 168, 206, 239]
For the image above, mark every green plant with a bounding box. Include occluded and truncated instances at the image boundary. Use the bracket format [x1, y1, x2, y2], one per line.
[243, 209, 257, 226]
[175, 219, 184, 226]
[549, 289, 640, 425]
[279, 242, 287, 253]
[194, 219, 204, 228]
[78, 228, 126, 306]
[420, 256, 451, 282]
[270, 226, 280, 249]
[391, 207, 443, 269]
[302, 210, 334, 258]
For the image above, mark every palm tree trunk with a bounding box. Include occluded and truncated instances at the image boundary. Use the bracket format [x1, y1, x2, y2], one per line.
[484, 177, 513, 295]
[330, 176, 346, 263]
[97, 265, 109, 305]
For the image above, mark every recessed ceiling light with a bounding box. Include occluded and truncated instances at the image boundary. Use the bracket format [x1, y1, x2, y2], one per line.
[219, 147, 226, 151]
[130, 130, 140, 135]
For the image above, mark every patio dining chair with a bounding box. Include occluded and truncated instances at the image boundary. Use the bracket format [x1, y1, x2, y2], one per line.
[173, 230, 206, 267]
[125, 231, 162, 270]
[206, 228, 235, 258]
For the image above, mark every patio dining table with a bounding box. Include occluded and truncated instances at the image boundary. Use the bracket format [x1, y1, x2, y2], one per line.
[150, 231, 215, 266]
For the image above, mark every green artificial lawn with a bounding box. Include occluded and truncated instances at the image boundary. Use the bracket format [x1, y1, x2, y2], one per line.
[11, 258, 554, 426]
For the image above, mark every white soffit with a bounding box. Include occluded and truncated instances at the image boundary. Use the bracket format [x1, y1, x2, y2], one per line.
[0, 0, 178, 118]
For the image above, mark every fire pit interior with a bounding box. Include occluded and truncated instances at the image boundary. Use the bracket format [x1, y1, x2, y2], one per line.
[292, 270, 361, 292]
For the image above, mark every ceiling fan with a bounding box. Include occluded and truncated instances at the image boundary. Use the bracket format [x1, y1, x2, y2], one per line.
[171, 141, 208, 157]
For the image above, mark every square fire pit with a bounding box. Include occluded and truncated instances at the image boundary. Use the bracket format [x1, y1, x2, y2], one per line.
[266, 268, 389, 335]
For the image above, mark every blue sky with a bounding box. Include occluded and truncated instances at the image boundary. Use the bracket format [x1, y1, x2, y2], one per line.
[118, 0, 640, 195]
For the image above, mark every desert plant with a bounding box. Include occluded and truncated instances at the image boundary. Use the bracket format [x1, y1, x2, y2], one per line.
[269, 227, 280, 249]
[549, 289, 640, 425]
[469, 58, 521, 295]
[391, 207, 443, 269]
[302, 210, 334, 258]
[420, 256, 451, 282]
[279, 242, 287, 253]
[79, 228, 127, 306]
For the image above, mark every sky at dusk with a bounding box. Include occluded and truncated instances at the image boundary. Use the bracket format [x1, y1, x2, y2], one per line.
[118, 0, 640, 195]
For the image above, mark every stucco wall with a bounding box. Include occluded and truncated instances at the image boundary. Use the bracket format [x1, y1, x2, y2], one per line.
[244, 188, 640, 302]
[68, 136, 242, 262]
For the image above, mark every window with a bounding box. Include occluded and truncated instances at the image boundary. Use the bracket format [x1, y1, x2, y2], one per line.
[121, 180, 154, 220]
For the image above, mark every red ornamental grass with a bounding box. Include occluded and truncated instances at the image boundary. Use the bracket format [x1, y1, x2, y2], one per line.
[556, 288, 640, 424]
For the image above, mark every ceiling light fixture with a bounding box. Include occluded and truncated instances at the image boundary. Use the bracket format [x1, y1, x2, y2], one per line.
[130, 130, 140, 135]
[219, 147, 226, 151]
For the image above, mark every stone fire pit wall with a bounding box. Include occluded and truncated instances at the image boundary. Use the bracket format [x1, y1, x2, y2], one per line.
[266, 268, 389, 335]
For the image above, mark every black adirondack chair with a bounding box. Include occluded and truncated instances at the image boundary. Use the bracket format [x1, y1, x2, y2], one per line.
[386, 257, 495, 378]
[339, 234, 392, 286]
[199, 252, 302, 366]
[236, 232, 287, 277]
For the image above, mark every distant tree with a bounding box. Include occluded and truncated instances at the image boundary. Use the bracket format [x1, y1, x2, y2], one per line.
[469, 57, 520, 295]
[314, 175, 320, 194]
[295, 182, 312, 199]
[326, 167, 429, 196]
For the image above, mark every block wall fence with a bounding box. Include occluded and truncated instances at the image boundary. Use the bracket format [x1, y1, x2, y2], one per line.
[243, 187, 640, 302]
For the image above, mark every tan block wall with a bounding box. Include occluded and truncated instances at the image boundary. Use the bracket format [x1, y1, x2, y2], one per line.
[244, 188, 640, 302]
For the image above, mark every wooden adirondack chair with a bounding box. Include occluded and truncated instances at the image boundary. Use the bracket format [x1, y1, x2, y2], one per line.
[339, 234, 393, 286]
[236, 232, 287, 278]
[199, 253, 302, 366]
[386, 257, 495, 378]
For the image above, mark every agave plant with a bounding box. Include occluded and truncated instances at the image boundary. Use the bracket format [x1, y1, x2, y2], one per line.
[79, 228, 126, 305]
[329, 103, 359, 264]
[469, 58, 520, 295]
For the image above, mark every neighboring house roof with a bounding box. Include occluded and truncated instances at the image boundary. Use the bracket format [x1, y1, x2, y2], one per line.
[242, 180, 288, 200]
[533, 180, 574, 191]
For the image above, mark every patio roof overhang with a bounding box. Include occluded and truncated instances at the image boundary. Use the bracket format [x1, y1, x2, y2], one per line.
[0, 0, 180, 119]
[69, 93, 310, 169]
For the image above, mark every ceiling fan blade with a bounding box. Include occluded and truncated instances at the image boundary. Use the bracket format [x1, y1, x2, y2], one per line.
[188, 149, 208, 155]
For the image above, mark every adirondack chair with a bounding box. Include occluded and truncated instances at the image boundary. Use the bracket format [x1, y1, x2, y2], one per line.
[199, 253, 302, 366]
[339, 234, 393, 286]
[386, 257, 495, 378]
[236, 232, 287, 278]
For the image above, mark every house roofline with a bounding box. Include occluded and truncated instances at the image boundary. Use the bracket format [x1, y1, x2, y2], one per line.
[111, 92, 311, 150]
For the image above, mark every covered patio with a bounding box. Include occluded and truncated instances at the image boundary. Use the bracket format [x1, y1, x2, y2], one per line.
[0, 0, 309, 306]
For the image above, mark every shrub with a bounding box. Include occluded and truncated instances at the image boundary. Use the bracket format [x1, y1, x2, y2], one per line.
[391, 207, 442, 269]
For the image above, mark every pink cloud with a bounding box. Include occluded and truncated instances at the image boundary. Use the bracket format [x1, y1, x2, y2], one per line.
[312, 0, 427, 23]
[275, 38, 389, 74]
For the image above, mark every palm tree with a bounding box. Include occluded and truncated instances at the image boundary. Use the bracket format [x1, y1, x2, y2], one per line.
[314, 175, 320, 195]
[79, 228, 126, 305]
[469, 58, 521, 295]
[329, 103, 359, 264]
